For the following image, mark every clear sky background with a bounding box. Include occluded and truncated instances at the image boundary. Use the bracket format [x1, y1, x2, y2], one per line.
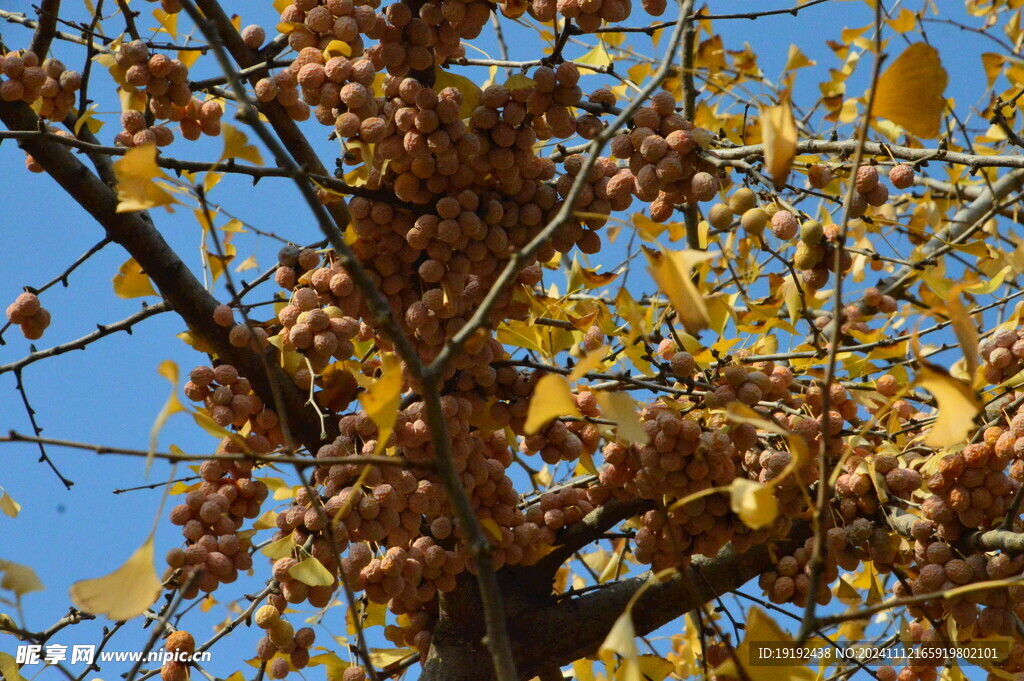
[0, 1, 1008, 679]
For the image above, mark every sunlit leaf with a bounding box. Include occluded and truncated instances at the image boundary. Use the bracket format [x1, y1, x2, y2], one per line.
[69, 537, 162, 620]
[220, 123, 264, 166]
[261, 535, 296, 560]
[596, 391, 649, 444]
[642, 246, 717, 334]
[112, 258, 158, 298]
[148, 360, 186, 475]
[872, 43, 948, 138]
[946, 285, 981, 385]
[113, 144, 177, 212]
[576, 43, 612, 68]
[760, 100, 797, 187]
[713, 607, 818, 681]
[917, 362, 981, 448]
[0, 560, 43, 595]
[289, 556, 335, 587]
[0, 487, 20, 518]
[569, 346, 608, 382]
[783, 45, 815, 71]
[368, 648, 416, 668]
[524, 374, 580, 434]
[729, 478, 778, 530]
[0, 653, 25, 681]
[358, 352, 404, 455]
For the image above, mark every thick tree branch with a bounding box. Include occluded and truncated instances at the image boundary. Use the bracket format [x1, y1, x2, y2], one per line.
[29, 0, 61, 57]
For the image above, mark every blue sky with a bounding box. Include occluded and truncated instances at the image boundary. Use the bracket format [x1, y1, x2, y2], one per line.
[0, 0, 1008, 679]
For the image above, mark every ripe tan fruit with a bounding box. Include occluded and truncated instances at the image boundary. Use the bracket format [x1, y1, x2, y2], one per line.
[799, 219, 824, 244]
[740, 208, 768, 235]
[727, 187, 757, 215]
[854, 165, 879, 194]
[268, 619, 295, 648]
[267, 657, 290, 679]
[889, 163, 915, 189]
[794, 241, 824, 269]
[160, 662, 188, 681]
[707, 203, 733, 230]
[770, 210, 798, 239]
[165, 630, 195, 655]
[807, 164, 832, 189]
[254, 604, 281, 628]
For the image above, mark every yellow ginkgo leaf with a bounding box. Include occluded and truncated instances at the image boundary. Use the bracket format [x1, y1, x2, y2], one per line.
[0, 559, 43, 595]
[596, 391, 649, 444]
[872, 42, 948, 139]
[260, 534, 296, 560]
[568, 346, 608, 382]
[642, 246, 717, 335]
[0, 487, 20, 518]
[480, 517, 503, 543]
[783, 45, 815, 71]
[148, 360, 186, 474]
[504, 74, 535, 90]
[322, 39, 353, 59]
[220, 123, 264, 166]
[636, 655, 674, 681]
[433, 68, 481, 120]
[946, 285, 981, 385]
[358, 352, 404, 455]
[964, 264, 1011, 295]
[729, 478, 778, 530]
[524, 374, 580, 434]
[289, 556, 335, 587]
[576, 43, 612, 68]
[369, 648, 417, 668]
[760, 100, 797, 188]
[917, 362, 981, 448]
[0, 652, 25, 681]
[113, 144, 176, 212]
[69, 537, 162, 620]
[725, 401, 787, 435]
[713, 607, 818, 681]
[599, 608, 641, 681]
[112, 257, 158, 298]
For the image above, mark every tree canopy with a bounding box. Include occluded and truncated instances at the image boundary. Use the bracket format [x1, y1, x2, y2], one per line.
[5, 1, 1024, 681]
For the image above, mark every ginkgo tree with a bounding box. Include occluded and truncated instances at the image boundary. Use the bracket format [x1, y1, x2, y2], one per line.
[6, 1, 1024, 681]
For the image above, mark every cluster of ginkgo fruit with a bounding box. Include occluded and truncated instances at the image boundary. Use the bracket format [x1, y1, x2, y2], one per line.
[4, 292, 51, 340]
